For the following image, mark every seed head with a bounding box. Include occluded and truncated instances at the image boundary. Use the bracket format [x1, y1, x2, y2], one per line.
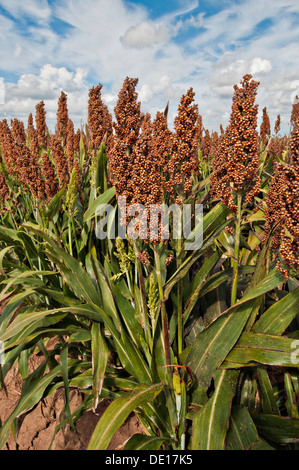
[210, 74, 260, 212]
[264, 117, 299, 277]
[56, 91, 69, 145]
[27, 113, 40, 161]
[88, 83, 113, 150]
[113, 77, 141, 148]
[50, 134, 69, 189]
[41, 151, 59, 201]
[167, 87, 200, 197]
[35, 101, 48, 149]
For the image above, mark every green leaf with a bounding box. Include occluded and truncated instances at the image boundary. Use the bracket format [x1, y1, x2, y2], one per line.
[222, 331, 298, 368]
[186, 301, 256, 388]
[164, 217, 232, 301]
[83, 186, 115, 223]
[91, 322, 109, 411]
[87, 383, 165, 450]
[95, 142, 107, 193]
[183, 250, 221, 324]
[252, 414, 299, 444]
[124, 434, 168, 450]
[252, 287, 299, 335]
[191, 370, 239, 450]
[60, 343, 75, 430]
[257, 367, 280, 415]
[46, 187, 65, 220]
[225, 407, 259, 450]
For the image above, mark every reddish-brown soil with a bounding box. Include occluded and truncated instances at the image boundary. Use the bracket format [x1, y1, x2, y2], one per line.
[0, 325, 143, 451]
[0, 359, 143, 450]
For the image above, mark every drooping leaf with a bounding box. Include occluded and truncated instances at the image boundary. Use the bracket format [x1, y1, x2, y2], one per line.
[87, 383, 165, 450]
[191, 369, 239, 450]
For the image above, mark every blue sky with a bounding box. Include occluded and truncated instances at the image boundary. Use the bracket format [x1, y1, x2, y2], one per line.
[0, 0, 298, 134]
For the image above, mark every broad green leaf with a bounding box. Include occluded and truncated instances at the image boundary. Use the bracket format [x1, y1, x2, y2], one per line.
[83, 186, 115, 223]
[60, 343, 75, 429]
[249, 439, 275, 450]
[186, 267, 287, 386]
[164, 217, 232, 301]
[191, 369, 239, 450]
[124, 434, 168, 450]
[257, 367, 280, 415]
[46, 186, 65, 220]
[0, 246, 13, 274]
[252, 287, 299, 335]
[182, 250, 221, 324]
[186, 300, 257, 388]
[252, 414, 299, 444]
[95, 142, 107, 193]
[87, 383, 165, 450]
[91, 322, 109, 411]
[225, 407, 259, 450]
[193, 265, 255, 300]
[223, 331, 298, 368]
[0, 289, 36, 337]
[284, 372, 299, 418]
[86, 246, 122, 331]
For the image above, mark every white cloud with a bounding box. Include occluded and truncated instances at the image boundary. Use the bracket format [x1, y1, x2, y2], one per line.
[121, 22, 170, 49]
[0, 0, 51, 23]
[0, 0, 298, 133]
[0, 64, 89, 129]
[250, 58, 272, 75]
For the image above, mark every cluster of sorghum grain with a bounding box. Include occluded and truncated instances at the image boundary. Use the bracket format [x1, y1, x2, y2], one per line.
[0, 126, 10, 208]
[66, 118, 75, 169]
[267, 135, 288, 161]
[167, 87, 200, 196]
[108, 80, 164, 241]
[56, 91, 69, 145]
[274, 114, 281, 135]
[264, 118, 299, 278]
[50, 135, 69, 188]
[27, 113, 40, 161]
[291, 100, 299, 128]
[0, 119, 45, 199]
[88, 83, 113, 150]
[35, 101, 48, 148]
[11, 118, 26, 143]
[210, 131, 219, 157]
[151, 110, 172, 194]
[201, 129, 211, 160]
[41, 151, 59, 200]
[0, 119, 15, 175]
[210, 74, 260, 212]
[113, 77, 141, 147]
[260, 107, 271, 145]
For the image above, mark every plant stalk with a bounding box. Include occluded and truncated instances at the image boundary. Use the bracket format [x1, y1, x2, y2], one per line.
[153, 246, 171, 367]
[231, 191, 242, 306]
[177, 237, 183, 356]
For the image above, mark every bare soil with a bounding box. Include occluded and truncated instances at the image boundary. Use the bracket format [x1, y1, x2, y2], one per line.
[0, 332, 143, 451]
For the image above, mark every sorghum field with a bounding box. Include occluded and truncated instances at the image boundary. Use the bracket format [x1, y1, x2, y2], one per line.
[0, 74, 298, 450]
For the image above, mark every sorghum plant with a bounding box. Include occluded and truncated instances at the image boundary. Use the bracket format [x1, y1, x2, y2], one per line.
[210, 74, 261, 304]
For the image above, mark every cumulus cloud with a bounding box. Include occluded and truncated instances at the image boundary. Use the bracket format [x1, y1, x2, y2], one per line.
[250, 58, 272, 75]
[120, 12, 204, 49]
[0, 0, 298, 133]
[121, 22, 170, 49]
[0, 64, 89, 129]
